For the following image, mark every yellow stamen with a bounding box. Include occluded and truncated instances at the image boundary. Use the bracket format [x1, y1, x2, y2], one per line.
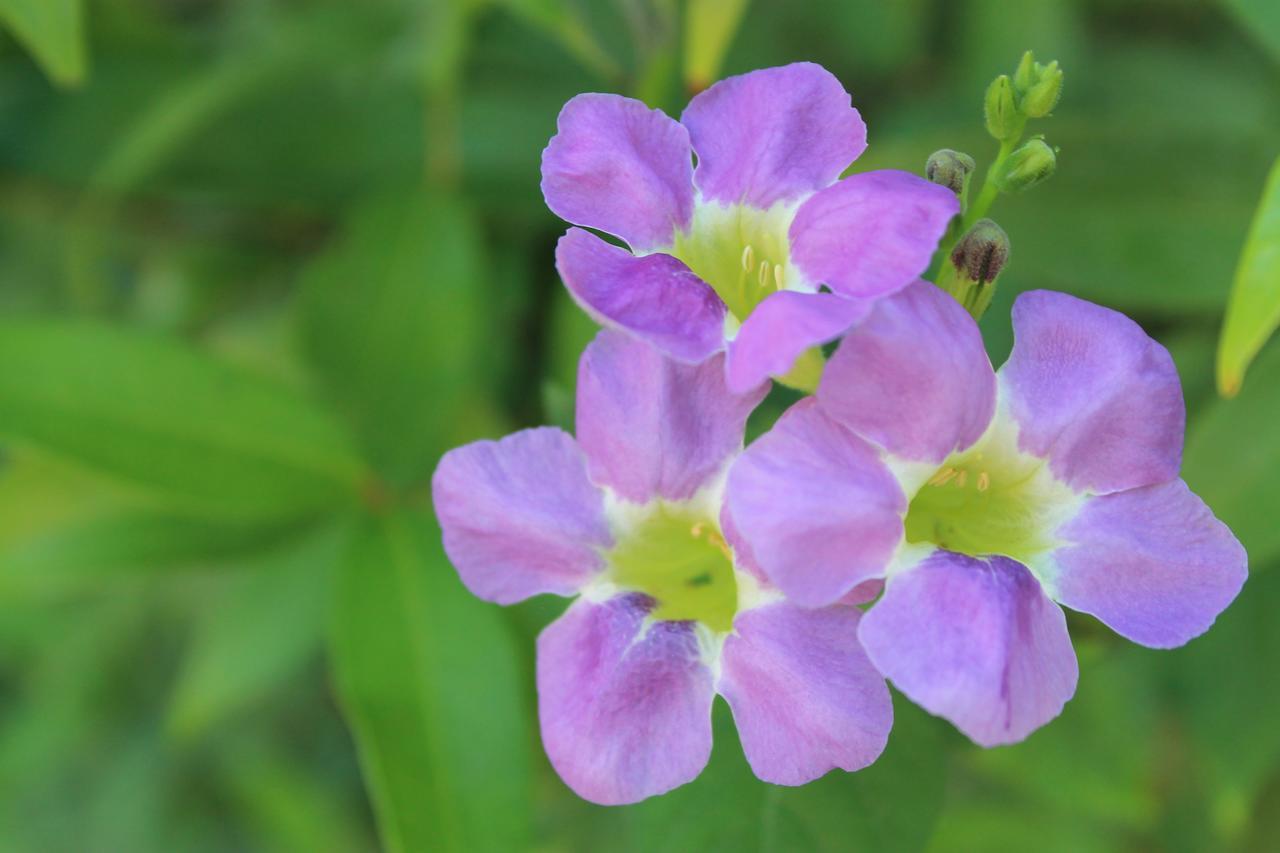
[741, 245, 755, 272]
[773, 263, 785, 290]
[977, 471, 990, 492]
[758, 260, 771, 288]
[690, 522, 733, 560]
[955, 470, 968, 488]
[929, 467, 957, 486]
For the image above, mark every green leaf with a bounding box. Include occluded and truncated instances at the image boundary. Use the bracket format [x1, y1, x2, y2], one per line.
[595, 693, 947, 852]
[299, 192, 487, 489]
[167, 526, 340, 738]
[0, 319, 363, 518]
[0, 510, 320, 600]
[1184, 339, 1280, 567]
[684, 0, 749, 91]
[1224, 0, 1280, 62]
[492, 0, 620, 80]
[217, 738, 375, 853]
[328, 510, 532, 853]
[1217, 156, 1280, 397]
[1175, 558, 1280, 826]
[0, 0, 86, 87]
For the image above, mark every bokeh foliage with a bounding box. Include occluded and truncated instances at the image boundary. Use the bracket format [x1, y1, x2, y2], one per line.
[0, 1, 1277, 851]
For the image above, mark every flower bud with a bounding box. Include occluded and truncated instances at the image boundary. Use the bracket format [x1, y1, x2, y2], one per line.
[1021, 60, 1063, 117]
[984, 75, 1020, 141]
[950, 219, 1010, 284]
[995, 139, 1056, 192]
[1013, 51, 1037, 93]
[925, 149, 976, 195]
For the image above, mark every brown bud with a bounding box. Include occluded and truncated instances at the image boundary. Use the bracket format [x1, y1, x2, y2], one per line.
[925, 149, 976, 195]
[950, 219, 1010, 284]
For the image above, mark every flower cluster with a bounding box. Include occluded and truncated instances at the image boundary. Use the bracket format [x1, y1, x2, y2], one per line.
[431, 62, 1246, 805]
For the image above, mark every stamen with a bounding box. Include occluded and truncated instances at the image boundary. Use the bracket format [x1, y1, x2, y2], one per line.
[690, 522, 734, 560]
[955, 470, 968, 488]
[977, 471, 990, 492]
[741, 245, 755, 272]
[929, 467, 957, 486]
[773, 263, 785, 290]
[758, 260, 770, 288]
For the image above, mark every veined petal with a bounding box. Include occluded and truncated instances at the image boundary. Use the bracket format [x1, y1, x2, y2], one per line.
[718, 603, 892, 785]
[726, 399, 905, 607]
[432, 428, 611, 604]
[555, 228, 727, 364]
[1047, 479, 1247, 648]
[724, 291, 872, 395]
[859, 551, 1078, 747]
[681, 62, 866, 208]
[537, 594, 715, 805]
[541, 94, 694, 252]
[819, 281, 995, 463]
[576, 330, 766, 503]
[790, 171, 959, 300]
[1001, 290, 1184, 494]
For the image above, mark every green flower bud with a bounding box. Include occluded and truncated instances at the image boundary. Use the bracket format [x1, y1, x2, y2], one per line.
[925, 149, 976, 195]
[984, 75, 1021, 141]
[950, 219, 1010, 284]
[1013, 51, 1037, 93]
[996, 139, 1057, 192]
[1022, 60, 1063, 117]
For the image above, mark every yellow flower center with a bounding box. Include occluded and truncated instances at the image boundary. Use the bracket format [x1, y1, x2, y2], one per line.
[607, 503, 738, 633]
[669, 201, 797, 321]
[903, 416, 1081, 564]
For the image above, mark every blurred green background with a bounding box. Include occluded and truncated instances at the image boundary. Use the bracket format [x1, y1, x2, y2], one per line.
[0, 0, 1277, 850]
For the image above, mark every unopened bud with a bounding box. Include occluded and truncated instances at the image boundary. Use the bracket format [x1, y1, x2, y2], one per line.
[925, 149, 976, 195]
[950, 219, 1010, 284]
[984, 75, 1020, 141]
[1013, 51, 1037, 92]
[996, 139, 1056, 192]
[1022, 61, 1063, 117]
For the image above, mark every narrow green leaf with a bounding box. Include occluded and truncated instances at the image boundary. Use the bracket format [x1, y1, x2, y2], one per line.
[1184, 339, 1280, 567]
[0, 319, 364, 518]
[329, 511, 532, 853]
[493, 0, 620, 79]
[0, 0, 85, 87]
[167, 527, 340, 738]
[217, 738, 375, 853]
[0, 510, 320, 600]
[299, 192, 486, 488]
[684, 0, 749, 91]
[1217, 156, 1280, 397]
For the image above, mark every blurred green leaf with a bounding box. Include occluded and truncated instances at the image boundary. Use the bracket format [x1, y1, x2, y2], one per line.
[1184, 338, 1280, 567]
[1176, 557, 1280, 827]
[167, 526, 339, 738]
[328, 510, 532, 853]
[1224, 0, 1280, 62]
[219, 738, 374, 853]
[965, 644, 1159, 829]
[605, 694, 947, 852]
[0, 0, 85, 87]
[684, 0, 749, 90]
[1217, 155, 1280, 397]
[492, 0, 620, 80]
[0, 319, 364, 518]
[0, 510, 318, 600]
[300, 192, 487, 489]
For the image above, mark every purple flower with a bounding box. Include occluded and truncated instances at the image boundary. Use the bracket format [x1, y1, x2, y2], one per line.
[431, 331, 892, 804]
[726, 282, 1247, 746]
[541, 62, 959, 393]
